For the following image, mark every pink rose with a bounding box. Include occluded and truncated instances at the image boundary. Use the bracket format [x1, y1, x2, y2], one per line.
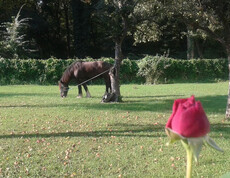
[166, 95, 210, 138]
[165, 96, 223, 178]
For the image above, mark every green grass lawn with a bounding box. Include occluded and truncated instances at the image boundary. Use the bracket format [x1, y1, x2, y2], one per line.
[0, 82, 230, 177]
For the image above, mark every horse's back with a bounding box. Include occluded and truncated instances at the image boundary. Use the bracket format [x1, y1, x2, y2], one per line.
[82, 61, 112, 71]
[72, 61, 112, 80]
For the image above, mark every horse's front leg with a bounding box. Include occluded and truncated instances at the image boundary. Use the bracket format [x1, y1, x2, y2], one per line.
[77, 85, 83, 98]
[83, 83, 91, 98]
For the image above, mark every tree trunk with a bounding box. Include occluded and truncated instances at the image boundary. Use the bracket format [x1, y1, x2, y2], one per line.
[101, 41, 122, 102]
[64, 0, 71, 57]
[226, 53, 230, 118]
[195, 39, 203, 59]
[113, 41, 122, 96]
[72, 0, 90, 58]
[187, 28, 194, 60]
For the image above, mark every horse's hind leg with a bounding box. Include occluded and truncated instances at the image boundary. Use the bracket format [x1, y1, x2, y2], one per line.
[83, 83, 91, 98]
[77, 85, 83, 98]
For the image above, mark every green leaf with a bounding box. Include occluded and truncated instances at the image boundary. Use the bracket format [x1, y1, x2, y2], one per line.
[187, 137, 204, 162]
[205, 135, 224, 152]
[165, 128, 184, 144]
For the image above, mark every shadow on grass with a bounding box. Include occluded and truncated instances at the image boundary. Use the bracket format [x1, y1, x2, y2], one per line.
[198, 95, 227, 114]
[0, 92, 56, 98]
[0, 123, 165, 139]
[125, 94, 184, 99]
[1, 123, 229, 140]
[0, 100, 173, 112]
[211, 123, 230, 138]
[0, 94, 227, 113]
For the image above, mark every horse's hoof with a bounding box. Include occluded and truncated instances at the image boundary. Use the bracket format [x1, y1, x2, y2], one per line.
[77, 96, 82, 98]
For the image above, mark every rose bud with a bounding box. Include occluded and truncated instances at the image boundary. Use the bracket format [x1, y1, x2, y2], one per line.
[165, 96, 223, 178]
[165, 95, 210, 139]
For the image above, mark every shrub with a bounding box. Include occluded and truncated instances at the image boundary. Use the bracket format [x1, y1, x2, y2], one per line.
[137, 56, 228, 84]
[0, 5, 31, 59]
[120, 58, 142, 83]
[137, 56, 172, 84]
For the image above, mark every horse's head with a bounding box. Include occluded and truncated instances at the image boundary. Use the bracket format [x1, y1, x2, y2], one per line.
[59, 81, 69, 98]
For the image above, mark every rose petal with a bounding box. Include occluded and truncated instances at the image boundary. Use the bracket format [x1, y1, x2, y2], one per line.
[182, 95, 195, 109]
[166, 98, 188, 129]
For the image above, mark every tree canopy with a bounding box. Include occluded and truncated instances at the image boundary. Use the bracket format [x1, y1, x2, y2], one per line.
[0, 0, 227, 59]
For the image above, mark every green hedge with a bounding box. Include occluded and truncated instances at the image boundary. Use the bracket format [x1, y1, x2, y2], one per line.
[0, 58, 73, 84]
[0, 57, 140, 85]
[0, 56, 228, 85]
[137, 56, 228, 84]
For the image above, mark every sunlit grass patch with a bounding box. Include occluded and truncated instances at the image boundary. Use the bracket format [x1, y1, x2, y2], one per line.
[0, 82, 229, 177]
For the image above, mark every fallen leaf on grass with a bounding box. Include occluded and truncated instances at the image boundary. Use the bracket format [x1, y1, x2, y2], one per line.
[159, 148, 163, 152]
[36, 139, 44, 143]
[70, 172, 76, 177]
[96, 153, 100, 158]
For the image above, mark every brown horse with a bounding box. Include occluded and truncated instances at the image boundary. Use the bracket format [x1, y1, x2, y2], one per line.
[59, 61, 112, 98]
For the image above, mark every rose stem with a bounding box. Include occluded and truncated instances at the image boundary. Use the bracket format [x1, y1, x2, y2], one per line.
[181, 140, 193, 178]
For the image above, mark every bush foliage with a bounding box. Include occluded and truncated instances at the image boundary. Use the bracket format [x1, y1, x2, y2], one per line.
[0, 56, 228, 85]
[137, 56, 228, 84]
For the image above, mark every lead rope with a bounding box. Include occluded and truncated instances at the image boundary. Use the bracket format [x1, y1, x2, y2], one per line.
[68, 68, 111, 90]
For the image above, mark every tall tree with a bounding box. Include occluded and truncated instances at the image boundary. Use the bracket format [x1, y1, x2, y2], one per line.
[167, 0, 230, 117]
[95, 0, 163, 101]
[72, 0, 91, 58]
[64, 0, 71, 57]
[187, 26, 195, 59]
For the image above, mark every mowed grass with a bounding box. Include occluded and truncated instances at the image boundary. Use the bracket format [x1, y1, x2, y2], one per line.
[0, 82, 230, 177]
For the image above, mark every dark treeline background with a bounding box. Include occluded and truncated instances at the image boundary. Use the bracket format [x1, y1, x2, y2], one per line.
[0, 0, 226, 59]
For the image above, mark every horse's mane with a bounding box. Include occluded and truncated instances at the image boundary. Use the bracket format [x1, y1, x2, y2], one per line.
[60, 61, 83, 83]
